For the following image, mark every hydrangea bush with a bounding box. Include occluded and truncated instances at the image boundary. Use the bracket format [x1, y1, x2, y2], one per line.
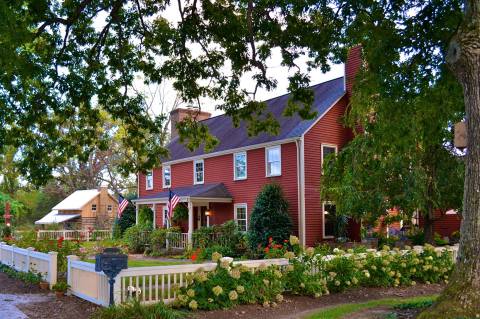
[174, 237, 454, 311]
[175, 255, 285, 310]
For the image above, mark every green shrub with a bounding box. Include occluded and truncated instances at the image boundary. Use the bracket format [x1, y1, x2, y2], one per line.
[91, 299, 186, 319]
[149, 228, 168, 255]
[434, 232, 449, 246]
[117, 204, 136, 234]
[407, 228, 425, 245]
[138, 207, 154, 229]
[123, 225, 149, 253]
[175, 256, 285, 310]
[248, 184, 292, 252]
[192, 221, 245, 258]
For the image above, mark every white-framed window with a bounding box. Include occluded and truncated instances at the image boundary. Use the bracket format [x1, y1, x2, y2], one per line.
[321, 144, 338, 173]
[265, 145, 281, 177]
[323, 202, 337, 239]
[233, 152, 247, 180]
[163, 165, 171, 188]
[91, 204, 97, 212]
[107, 205, 112, 212]
[194, 159, 204, 184]
[234, 203, 248, 232]
[146, 170, 153, 190]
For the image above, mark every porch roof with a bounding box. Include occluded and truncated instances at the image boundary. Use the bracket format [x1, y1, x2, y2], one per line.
[35, 210, 81, 225]
[133, 183, 232, 204]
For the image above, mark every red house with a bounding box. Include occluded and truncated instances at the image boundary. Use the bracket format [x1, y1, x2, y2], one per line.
[133, 47, 363, 246]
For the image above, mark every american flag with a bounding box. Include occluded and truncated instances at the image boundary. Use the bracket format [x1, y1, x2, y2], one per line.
[117, 195, 129, 218]
[167, 189, 180, 220]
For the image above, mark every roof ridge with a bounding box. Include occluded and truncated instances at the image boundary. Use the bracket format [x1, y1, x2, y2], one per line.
[168, 76, 345, 145]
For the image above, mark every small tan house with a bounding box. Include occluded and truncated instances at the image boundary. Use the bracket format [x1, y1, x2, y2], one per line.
[35, 186, 118, 230]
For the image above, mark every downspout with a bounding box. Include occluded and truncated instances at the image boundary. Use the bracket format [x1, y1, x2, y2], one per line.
[296, 137, 306, 246]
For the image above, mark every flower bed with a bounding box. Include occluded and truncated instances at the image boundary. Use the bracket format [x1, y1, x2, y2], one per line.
[173, 237, 454, 311]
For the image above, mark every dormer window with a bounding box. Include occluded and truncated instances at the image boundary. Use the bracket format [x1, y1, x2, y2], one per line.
[194, 159, 204, 184]
[146, 171, 153, 190]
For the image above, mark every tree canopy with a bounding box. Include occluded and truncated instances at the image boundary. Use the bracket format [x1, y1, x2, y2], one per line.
[322, 69, 465, 242]
[2, 0, 462, 184]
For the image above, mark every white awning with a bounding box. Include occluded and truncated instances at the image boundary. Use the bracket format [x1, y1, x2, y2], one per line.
[35, 210, 81, 225]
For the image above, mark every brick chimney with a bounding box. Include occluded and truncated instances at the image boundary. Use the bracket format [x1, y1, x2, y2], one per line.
[344, 45, 364, 98]
[170, 108, 212, 139]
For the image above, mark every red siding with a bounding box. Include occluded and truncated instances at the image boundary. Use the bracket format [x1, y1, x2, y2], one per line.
[303, 96, 355, 246]
[419, 210, 461, 238]
[141, 143, 299, 234]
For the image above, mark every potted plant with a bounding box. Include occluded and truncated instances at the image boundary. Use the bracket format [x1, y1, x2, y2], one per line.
[39, 280, 49, 290]
[52, 281, 70, 297]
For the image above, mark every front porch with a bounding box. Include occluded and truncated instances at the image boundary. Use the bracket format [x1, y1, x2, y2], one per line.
[132, 183, 233, 247]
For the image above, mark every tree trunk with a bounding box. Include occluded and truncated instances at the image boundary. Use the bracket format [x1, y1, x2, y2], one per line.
[423, 210, 435, 244]
[419, 1, 480, 317]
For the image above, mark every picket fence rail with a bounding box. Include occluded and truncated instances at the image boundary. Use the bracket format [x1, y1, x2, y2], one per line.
[0, 242, 57, 288]
[37, 229, 112, 241]
[67, 256, 288, 306]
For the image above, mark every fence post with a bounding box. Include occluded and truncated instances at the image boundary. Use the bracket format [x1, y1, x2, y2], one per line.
[26, 247, 35, 273]
[48, 251, 58, 289]
[0, 242, 4, 264]
[67, 255, 79, 289]
[86, 231, 90, 242]
[11, 244, 16, 268]
[113, 273, 122, 305]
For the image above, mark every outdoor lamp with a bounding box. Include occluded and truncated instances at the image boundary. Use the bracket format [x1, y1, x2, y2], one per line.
[205, 210, 212, 216]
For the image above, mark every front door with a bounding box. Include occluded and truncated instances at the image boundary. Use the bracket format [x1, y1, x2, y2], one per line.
[194, 206, 208, 229]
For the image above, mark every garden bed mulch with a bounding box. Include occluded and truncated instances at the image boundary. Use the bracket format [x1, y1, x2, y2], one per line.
[192, 284, 444, 319]
[0, 272, 99, 319]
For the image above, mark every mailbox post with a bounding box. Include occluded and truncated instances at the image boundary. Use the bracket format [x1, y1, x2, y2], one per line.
[95, 248, 128, 306]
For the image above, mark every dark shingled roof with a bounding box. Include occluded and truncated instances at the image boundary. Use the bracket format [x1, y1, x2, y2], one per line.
[167, 77, 345, 162]
[136, 183, 232, 201]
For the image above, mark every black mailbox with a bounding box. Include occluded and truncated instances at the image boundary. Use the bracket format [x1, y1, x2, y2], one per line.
[95, 248, 128, 306]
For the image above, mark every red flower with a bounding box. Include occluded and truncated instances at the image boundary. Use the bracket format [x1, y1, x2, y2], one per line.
[274, 244, 282, 249]
[268, 237, 273, 243]
[57, 236, 64, 248]
[284, 239, 288, 243]
[264, 247, 270, 253]
[191, 254, 197, 262]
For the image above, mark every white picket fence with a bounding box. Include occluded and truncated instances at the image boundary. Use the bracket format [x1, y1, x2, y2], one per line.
[0, 242, 57, 288]
[37, 230, 112, 241]
[67, 256, 288, 306]
[66, 244, 459, 307]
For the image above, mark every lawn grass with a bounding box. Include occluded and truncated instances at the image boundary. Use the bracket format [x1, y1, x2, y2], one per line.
[86, 259, 188, 267]
[305, 295, 438, 319]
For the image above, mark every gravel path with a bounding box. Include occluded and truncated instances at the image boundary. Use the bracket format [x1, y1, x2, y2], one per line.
[0, 293, 53, 319]
[0, 272, 99, 319]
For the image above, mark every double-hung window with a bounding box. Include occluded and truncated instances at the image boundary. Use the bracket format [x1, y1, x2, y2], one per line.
[91, 204, 97, 212]
[163, 166, 171, 188]
[323, 202, 337, 239]
[266, 145, 281, 177]
[321, 144, 337, 173]
[234, 152, 247, 180]
[194, 159, 204, 184]
[146, 171, 153, 190]
[234, 204, 248, 232]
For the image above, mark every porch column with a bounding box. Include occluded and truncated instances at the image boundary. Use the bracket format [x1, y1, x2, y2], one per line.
[187, 201, 193, 246]
[152, 204, 156, 229]
[135, 203, 139, 225]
